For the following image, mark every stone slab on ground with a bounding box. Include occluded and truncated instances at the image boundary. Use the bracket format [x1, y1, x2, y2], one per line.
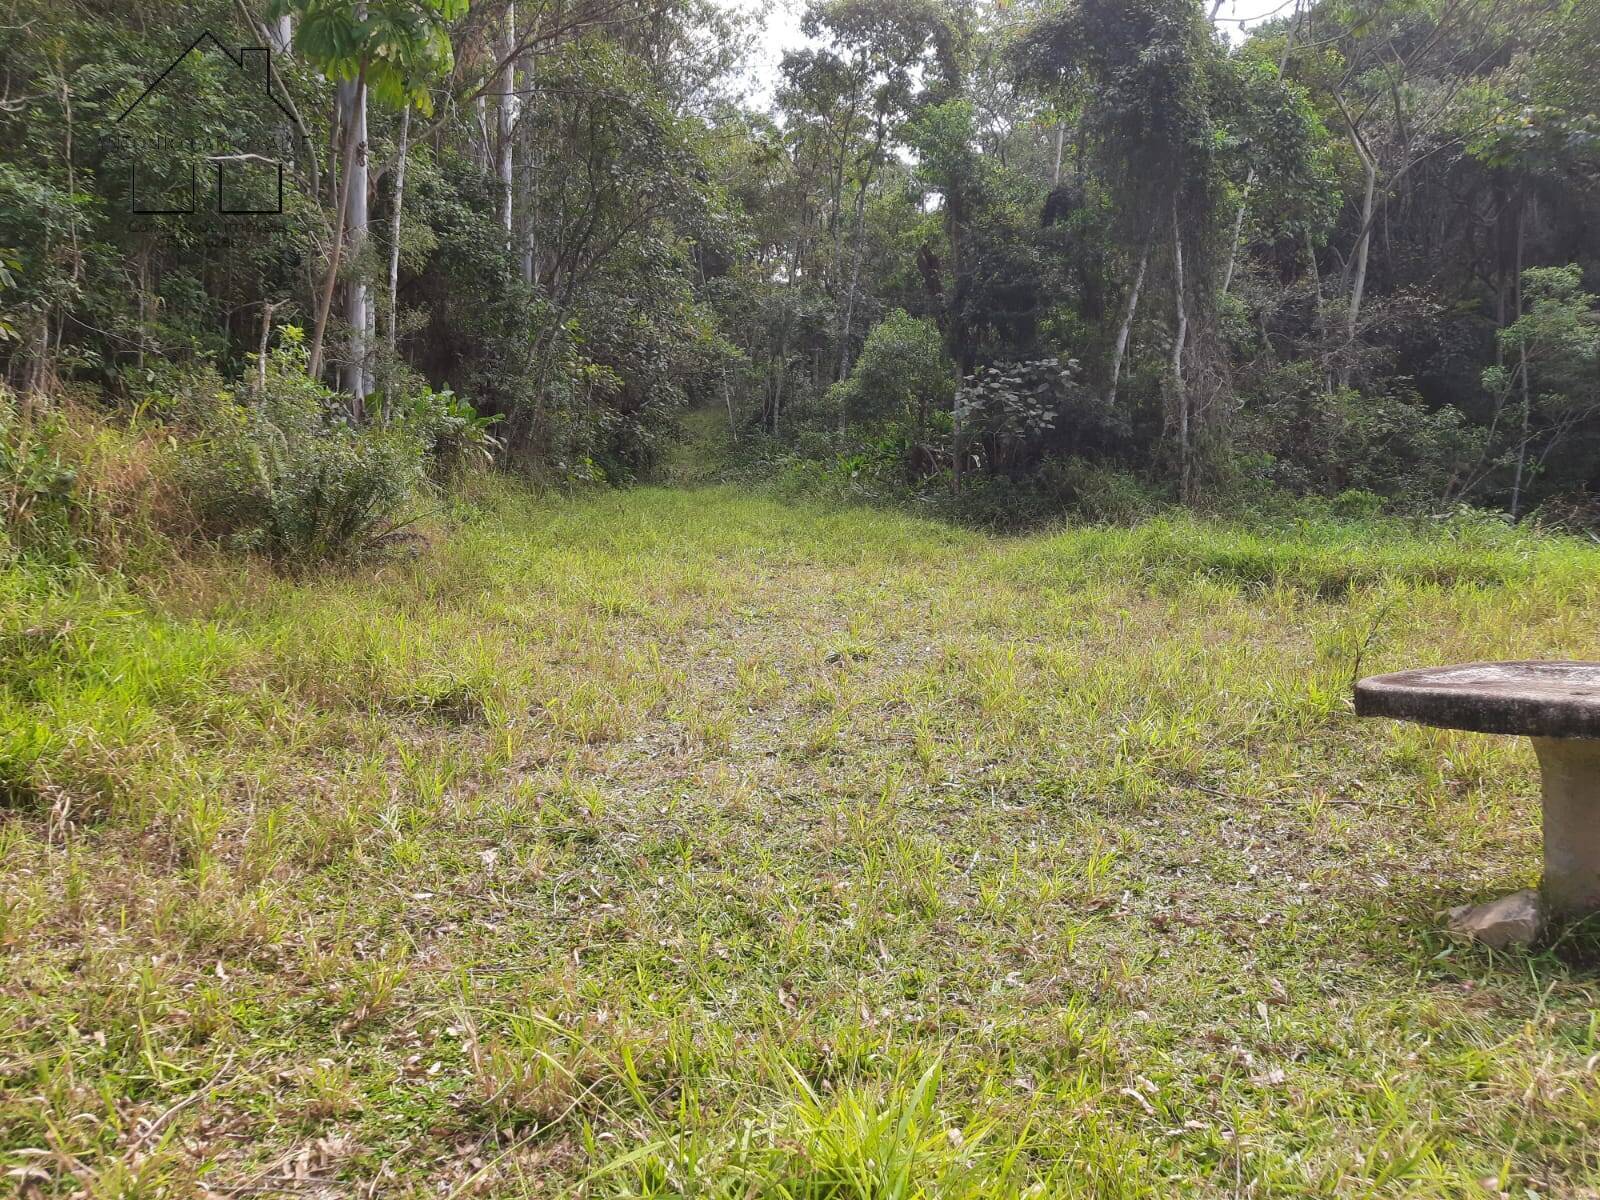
[1445, 889, 1544, 949]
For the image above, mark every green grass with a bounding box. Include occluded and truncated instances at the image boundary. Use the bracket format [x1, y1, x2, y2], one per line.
[4, 480, 1600, 1197]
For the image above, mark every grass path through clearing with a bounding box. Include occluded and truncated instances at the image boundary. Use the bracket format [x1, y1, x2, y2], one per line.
[4, 483, 1600, 1196]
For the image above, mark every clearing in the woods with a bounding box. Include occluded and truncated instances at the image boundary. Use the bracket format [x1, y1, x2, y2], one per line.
[5, 480, 1600, 1197]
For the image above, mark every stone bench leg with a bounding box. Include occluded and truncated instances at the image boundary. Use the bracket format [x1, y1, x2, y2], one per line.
[1532, 737, 1600, 918]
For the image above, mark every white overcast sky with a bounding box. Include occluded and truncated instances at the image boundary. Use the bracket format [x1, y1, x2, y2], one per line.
[736, 0, 1296, 108]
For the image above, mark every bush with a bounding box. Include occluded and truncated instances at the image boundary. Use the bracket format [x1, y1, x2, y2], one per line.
[939, 455, 1161, 530]
[387, 383, 503, 480]
[1, 384, 173, 570]
[1040, 456, 1162, 523]
[176, 329, 428, 564]
[1241, 365, 1483, 503]
[955, 357, 1088, 475]
[0, 386, 80, 561]
[827, 311, 952, 434]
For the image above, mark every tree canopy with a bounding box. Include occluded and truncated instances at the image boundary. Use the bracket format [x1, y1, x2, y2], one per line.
[2, 0, 1597, 522]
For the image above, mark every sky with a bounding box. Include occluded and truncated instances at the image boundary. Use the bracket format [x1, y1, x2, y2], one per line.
[736, 0, 1297, 108]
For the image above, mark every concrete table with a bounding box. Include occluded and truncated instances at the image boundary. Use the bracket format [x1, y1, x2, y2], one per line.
[1355, 661, 1600, 925]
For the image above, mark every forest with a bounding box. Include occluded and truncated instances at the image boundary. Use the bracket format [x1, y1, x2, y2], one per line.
[2, 0, 1597, 545]
[5, 0, 1600, 1196]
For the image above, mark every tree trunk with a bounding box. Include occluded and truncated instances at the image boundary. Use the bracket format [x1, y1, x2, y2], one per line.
[258, 307, 271, 392]
[338, 76, 370, 410]
[248, 5, 320, 201]
[1337, 96, 1378, 391]
[518, 30, 537, 286]
[950, 357, 964, 495]
[1052, 122, 1064, 186]
[946, 198, 965, 495]
[1223, 4, 1296, 298]
[1107, 239, 1151, 408]
[1341, 156, 1375, 389]
[1510, 197, 1530, 521]
[1512, 338, 1532, 521]
[772, 357, 785, 434]
[496, 2, 517, 246]
[387, 105, 410, 358]
[256, 300, 284, 392]
[27, 311, 49, 403]
[307, 65, 365, 385]
[474, 95, 489, 173]
[135, 247, 149, 372]
[1170, 202, 1192, 503]
[1220, 168, 1253, 297]
[836, 129, 882, 383]
[267, 13, 292, 54]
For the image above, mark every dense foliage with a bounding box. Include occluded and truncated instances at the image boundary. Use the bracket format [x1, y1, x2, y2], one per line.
[1, 0, 1598, 550]
[717, 0, 1600, 523]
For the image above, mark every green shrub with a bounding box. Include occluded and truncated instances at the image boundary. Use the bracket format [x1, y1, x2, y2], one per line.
[1, 385, 174, 570]
[387, 383, 503, 479]
[828, 311, 953, 435]
[176, 329, 427, 564]
[0, 386, 80, 561]
[1241, 365, 1483, 503]
[1040, 456, 1162, 523]
[941, 473, 1061, 530]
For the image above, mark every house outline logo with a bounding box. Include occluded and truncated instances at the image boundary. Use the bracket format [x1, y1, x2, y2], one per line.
[112, 31, 297, 217]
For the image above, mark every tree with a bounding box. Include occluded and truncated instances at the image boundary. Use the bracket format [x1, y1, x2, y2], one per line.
[828, 308, 952, 435]
[803, 0, 945, 381]
[279, 0, 464, 402]
[1482, 266, 1600, 517]
[1017, 0, 1225, 497]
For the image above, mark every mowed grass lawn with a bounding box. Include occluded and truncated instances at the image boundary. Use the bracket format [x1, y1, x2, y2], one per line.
[4, 483, 1600, 1198]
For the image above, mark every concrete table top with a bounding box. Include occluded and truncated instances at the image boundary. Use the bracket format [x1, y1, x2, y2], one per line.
[1355, 661, 1600, 740]
[1356, 660, 1600, 926]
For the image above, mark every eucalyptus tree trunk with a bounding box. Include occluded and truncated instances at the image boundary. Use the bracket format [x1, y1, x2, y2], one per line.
[255, 9, 320, 197]
[338, 76, 370, 410]
[518, 33, 537, 285]
[1106, 239, 1151, 409]
[474, 96, 489, 173]
[836, 121, 884, 382]
[307, 65, 365, 385]
[267, 14, 292, 54]
[270, 19, 292, 59]
[1337, 98, 1377, 392]
[496, 2, 517, 247]
[1341, 156, 1376, 389]
[1170, 201, 1191, 503]
[387, 106, 409, 356]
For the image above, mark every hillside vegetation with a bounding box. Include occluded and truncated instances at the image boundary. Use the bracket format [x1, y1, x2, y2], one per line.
[4, 0, 1599, 522]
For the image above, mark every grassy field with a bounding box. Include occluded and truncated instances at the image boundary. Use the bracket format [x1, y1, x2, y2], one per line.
[4, 479, 1600, 1197]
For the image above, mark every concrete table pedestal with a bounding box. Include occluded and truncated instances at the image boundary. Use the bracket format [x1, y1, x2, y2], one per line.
[1356, 661, 1600, 939]
[1531, 737, 1600, 916]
